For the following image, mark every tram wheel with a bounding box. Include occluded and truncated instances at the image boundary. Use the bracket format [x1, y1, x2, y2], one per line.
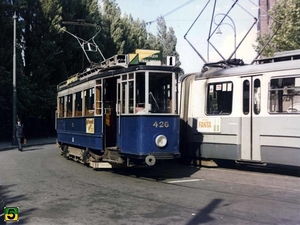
[62, 145, 69, 159]
[82, 148, 90, 165]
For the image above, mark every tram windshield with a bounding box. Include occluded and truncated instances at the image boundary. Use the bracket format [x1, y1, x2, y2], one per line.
[133, 71, 175, 114]
[148, 72, 173, 113]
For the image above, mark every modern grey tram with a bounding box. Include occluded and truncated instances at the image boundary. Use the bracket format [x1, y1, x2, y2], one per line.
[180, 50, 300, 167]
[56, 54, 180, 168]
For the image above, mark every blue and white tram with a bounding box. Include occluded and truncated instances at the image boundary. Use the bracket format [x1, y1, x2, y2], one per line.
[180, 50, 300, 167]
[56, 54, 180, 167]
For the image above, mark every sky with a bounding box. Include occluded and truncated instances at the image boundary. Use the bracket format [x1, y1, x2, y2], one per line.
[113, 0, 259, 73]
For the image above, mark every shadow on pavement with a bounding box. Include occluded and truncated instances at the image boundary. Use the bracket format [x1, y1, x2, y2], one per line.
[0, 184, 38, 225]
[186, 198, 223, 225]
[22, 147, 44, 152]
[110, 162, 201, 181]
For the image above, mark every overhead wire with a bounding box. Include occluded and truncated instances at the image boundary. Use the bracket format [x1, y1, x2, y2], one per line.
[145, 0, 196, 32]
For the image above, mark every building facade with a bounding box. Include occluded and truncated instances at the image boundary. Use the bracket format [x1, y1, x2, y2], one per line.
[258, 0, 277, 37]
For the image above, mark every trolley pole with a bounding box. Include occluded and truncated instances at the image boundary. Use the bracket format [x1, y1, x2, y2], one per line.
[12, 11, 17, 145]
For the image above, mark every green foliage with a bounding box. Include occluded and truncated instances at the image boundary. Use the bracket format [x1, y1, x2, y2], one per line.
[0, 1, 19, 139]
[100, 0, 148, 55]
[155, 16, 180, 66]
[255, 0, 300, 56]
[0, 0, 180, 140]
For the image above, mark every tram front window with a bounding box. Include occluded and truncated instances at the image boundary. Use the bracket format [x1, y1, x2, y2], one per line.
[148, 72, 173, 113]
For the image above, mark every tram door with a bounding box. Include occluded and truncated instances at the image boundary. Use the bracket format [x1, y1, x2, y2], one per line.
[240, 76, 261, 161]
[103, 77, 117, 148]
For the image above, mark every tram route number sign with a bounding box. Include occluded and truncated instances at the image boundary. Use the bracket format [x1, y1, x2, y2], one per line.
[4, 207, 19, 222]
[153, 121, 169, 128]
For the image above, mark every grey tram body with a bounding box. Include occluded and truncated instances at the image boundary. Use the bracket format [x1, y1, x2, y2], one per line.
[179, 51, 300, 167]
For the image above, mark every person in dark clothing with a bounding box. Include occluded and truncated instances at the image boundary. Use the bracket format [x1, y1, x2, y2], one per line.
[15, 119, 24, 151]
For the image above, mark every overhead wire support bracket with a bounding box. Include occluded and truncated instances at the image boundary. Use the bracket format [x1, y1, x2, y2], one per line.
[207, 0, 239, 62]
[184, 0, 275, 68]
[184, 0, 211, 64]
[61, 20, 106, 67]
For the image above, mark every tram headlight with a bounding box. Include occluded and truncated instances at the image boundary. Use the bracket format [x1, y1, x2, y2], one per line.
[155, 135, 167, 148]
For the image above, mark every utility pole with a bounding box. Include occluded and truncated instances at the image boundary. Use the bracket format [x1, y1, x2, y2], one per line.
[12, 11, 17, 145]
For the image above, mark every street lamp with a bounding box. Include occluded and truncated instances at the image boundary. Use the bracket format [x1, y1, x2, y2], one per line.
[12, 11, 17, 145]
[214, 13, 237, 58]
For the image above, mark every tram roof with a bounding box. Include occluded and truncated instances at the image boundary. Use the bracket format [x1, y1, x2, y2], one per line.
[57, 64, 179, 91]
[193, 57, 300, 80]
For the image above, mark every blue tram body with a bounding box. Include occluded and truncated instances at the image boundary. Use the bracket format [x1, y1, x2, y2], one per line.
[116, 115, 179, 158]
[56, 54, 180, 167]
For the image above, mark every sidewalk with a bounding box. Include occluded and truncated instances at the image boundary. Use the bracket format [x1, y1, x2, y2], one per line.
[0, 137, 56, 151]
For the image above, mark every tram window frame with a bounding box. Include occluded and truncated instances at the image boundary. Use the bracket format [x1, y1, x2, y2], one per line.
[254, 79, 261, 115]
[206, 82, 233, 115]
[119, 73, 134, 115]
[84, 88, 95, 116]
[66, 94, 73, 117]
[269, 76, 300, 113]
[58, 96, 65, 118]
[121, 82, 127, 114]
[148, 72, 173, 114]
[74, 91, 83, 117]
[243, 80, 250, 115]
[135, 72, 146, 114]
[95, 80, 101, 115]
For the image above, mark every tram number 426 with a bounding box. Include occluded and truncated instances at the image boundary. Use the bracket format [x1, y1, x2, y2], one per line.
[153, 121, 169, 128]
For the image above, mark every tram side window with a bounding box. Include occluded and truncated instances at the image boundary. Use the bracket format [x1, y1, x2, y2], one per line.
[129, 80, 134, 113]
[269, 77, 300, 113]
[119, 74, 134, 114]
[254, 79, 261, 115]
[136, 73, 145, 114]
[207, 82, 233, 115]
[95, 80, 101, 115]
[243, 80, 250, 114]
[59, 97, 65, 117]
[148, 72, 173, 113]
[85, 88, 95, 116]
[74, 92, 82, 117]
[66, 94, 73, 117]
[121, 82, 126, 114]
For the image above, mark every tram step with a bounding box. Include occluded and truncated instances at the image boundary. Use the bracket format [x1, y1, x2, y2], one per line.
[89, 161, 126, 169]
[105, 146, 118, 151]
[89, 161, 113, 168]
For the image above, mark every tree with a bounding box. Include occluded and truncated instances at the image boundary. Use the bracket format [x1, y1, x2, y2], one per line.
[0, 0, 181, 140]
[155, 16, 180, 66]
[0, 0, 25, 139]
[255, 0, 300, 56]
[100, 0, 148, 56]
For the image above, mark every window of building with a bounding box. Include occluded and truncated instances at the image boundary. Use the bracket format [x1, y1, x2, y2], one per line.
[207, 82, 233, 115]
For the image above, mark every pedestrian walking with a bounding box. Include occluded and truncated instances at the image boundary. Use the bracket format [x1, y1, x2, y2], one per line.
[15, 119, 25, 151]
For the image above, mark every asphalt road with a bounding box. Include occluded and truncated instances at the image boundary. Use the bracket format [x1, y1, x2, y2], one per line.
[0, 144, 299, 225]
